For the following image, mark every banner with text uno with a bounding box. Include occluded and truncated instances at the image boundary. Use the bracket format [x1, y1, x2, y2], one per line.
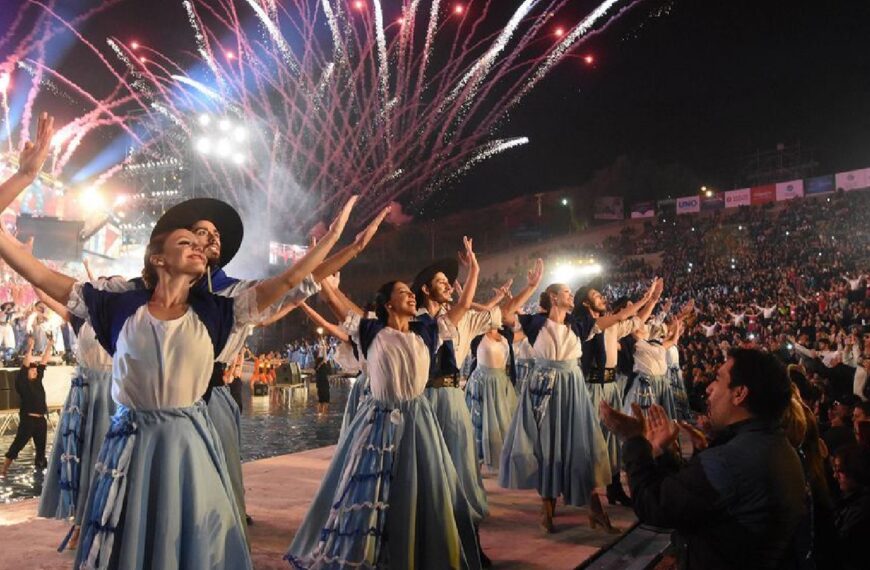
[775, 179, 804, 201]
[835, 168, 870, 191]
[630, 201, 656, 218]
[751, 184, 776, 205]
[676, 195, 701, 215]
[805, 175, 835, 195]
[724, 188, 751, 208]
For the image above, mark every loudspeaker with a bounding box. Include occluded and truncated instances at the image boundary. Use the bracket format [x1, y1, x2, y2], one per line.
[16, 215, 85, 261]
[253, 382, 269, 396]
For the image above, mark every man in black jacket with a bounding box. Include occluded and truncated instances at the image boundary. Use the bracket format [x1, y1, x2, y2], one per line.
[602, 348, 806, 569]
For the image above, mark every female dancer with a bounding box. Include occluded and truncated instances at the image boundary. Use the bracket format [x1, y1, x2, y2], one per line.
[0, 195, 358, 569]
[285, 279, 481, 569]
[622, 318, 683, 420]
[500, 274, 636, 534]
[35, 279, 123, 550]
[464, 323, 518, 474]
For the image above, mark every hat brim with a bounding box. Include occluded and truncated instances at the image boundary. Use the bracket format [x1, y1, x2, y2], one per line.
[151, 198, 243, 267]
[411, 258, 459, 299]
[0, 302, 14, 310]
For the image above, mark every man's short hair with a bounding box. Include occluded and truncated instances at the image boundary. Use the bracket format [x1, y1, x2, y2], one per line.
[727, 348, 792, 421]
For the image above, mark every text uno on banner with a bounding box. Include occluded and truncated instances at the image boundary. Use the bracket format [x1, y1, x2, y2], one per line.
[775, 179, 804, 201]
[805, 175, 835, 195]
[835, 168, 870, 192]
[676, 195, 700, 215]
[751, 184, 776, 205]
[724, 188, 751, 208]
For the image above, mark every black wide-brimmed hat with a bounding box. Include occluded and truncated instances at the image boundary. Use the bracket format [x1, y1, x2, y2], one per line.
[151, 198, 243, 267]
[411, 258, 459, 304]
[0, 302, 14, 311]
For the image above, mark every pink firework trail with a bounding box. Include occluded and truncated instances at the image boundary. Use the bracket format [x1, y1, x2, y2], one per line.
[3, 0, 642, 229]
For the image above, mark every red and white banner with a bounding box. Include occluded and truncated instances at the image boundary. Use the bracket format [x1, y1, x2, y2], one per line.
[751, 184, 776, 205]
[724, 188, 751, 208]
[835, 168, 870, 192]
[775, 179, 804, 201]
[676, 195, 700, 215]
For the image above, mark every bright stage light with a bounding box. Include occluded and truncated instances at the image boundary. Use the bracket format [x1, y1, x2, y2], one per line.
[454, 4, 464, 15]
[353, 0, 364, 10]
[231, 153, 245, 165]
[583, 54, 594, 65]
[551, 260, 602, 283]
[233, 126, 248, 142]
[218, 119, 231, 132]
[561, 198, 569, 206]
[196, 137, 212, 154]
[80, 186, 105, 210]
[114, 195, 128, 206]
[130, 41, 139, 50]
[0, 72, 9, 93]
[198, 114, 211, 127]
[216, 138, 231, 157]
[554, 27, 564, 38]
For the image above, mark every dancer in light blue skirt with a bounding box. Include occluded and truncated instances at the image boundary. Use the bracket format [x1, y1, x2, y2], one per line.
[622, 319, 683, 421]
[286, 281, 481, 569]
[464, 326, 518, 473]
[0, 195, 363, 569]
[38, 315, 116, 551]
[499, 275, 618, 534]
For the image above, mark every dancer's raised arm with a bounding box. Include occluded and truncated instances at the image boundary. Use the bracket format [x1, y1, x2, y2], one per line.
[501, 258, 544, 324]
[444, 236, 479, 326]
[0, 227, 75, 305]
[0, 113, 54, 213]
[253, 196, 356, 312]
[319, 274, 365, 319]
[312, 205, 389, 282]
[299, 301, 350, 342]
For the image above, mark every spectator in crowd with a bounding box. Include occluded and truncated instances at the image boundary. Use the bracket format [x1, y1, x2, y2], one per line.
[832, 444, 870, 570]
[823, 399, 857, 454]
[601, 348, 806, 569]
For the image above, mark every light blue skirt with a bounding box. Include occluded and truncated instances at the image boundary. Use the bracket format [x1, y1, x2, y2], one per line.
[499, 359, 611, 506]
[622, 372, 677, 419]
[424, 386, 489, 523]
[286, 396, 481, 570]
[615, 371, 630, 397]
[339, 372, 370, 441]
[668, 366, 691, 421]
[75, 401, 251, 570]
[586, 380, 622, 474]
[464, 366, 518, 472]
[39, 366, 115, 528]
[515, 359, 535, 396]
[207, 385, 247, 537]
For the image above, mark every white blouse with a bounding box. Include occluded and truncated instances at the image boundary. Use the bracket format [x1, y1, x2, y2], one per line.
[530, 319, 582, 362]
[634, 340, 668, 377]
[76, 321, 112, 371]
[344, 313, 448, 402]
[476, 334, 509, 370]
[67, 283, 262, 409]
[513, 337, 534, 361]
[434, 307, 502, 369]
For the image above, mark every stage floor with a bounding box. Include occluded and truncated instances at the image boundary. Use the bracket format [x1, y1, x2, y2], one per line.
[0, 445, 636, 569]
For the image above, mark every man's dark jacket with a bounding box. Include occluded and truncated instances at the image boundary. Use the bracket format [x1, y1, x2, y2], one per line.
[623, 418, 807, 569]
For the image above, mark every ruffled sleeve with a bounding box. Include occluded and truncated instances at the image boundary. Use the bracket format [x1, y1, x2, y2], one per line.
[231, 286, 266, 327]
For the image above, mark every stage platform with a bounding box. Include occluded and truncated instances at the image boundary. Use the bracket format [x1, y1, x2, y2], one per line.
[0, 445, 637, 569]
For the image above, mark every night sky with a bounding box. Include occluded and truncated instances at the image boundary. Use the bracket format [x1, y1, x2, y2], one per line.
[437, 0, 870, 213]
[4, 0, 870, 216]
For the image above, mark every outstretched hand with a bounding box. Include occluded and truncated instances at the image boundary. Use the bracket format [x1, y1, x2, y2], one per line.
[327, 195, 358, 238]
[457, 236, 477, 269]
[600, 400, 645, 440]
[527, 258, 544, 288]
[645, 404, 679, 455]
[18, 112, 55, 179]
[354, 205, 390, 251]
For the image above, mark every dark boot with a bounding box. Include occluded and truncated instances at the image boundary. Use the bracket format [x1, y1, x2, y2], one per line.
[606, 475, 632, 507]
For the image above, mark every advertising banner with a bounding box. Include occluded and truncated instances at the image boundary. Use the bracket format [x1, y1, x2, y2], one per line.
[775, 179, 804, 201]
[835, 168, 870, 192]
[724, 188, 751, 208]
[805, 175, 835, 195]
[593, 196, 624, 220]
[630, 201, 656, 218]
[676, 195, 700, 215]
[701, 193, 725, 211]
[750, 184, 776, 205]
